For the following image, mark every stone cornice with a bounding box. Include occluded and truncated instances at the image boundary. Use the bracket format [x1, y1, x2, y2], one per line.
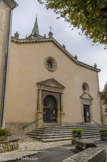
[11, 37, 101, 72]
[3, 0, 18, 9]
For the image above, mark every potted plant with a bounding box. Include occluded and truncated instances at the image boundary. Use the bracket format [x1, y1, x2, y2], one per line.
[0, 129, 10, 141]
[72, 129, 82, 145]
[99, 128, 107, 141]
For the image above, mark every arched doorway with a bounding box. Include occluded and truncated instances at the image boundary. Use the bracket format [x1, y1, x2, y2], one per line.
[83, 105, 90, 123]
[43, 95, 57, 123]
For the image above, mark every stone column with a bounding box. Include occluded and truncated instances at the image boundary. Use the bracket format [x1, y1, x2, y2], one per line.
[60, 94, 65, 126]
[36, 89, 43, 128]
[81, 101, 84, 122]
[90, 102, 92, 122]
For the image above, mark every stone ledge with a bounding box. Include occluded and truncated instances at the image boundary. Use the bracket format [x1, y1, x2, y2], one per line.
[63, 147, 106, 162]
[75, 139, 97, 150]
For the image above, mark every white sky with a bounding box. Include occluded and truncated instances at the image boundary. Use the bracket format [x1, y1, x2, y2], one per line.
[12, 0, 107, 91]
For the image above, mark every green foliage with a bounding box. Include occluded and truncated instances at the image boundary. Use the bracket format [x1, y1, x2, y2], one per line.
[101, 83, 107, 111]
[99, 128, 107, 132]
[0, 129, 3, 136]
[0, 129, 10, 136]
[2, 129, 11, 136]
[72, 129, 82, 134]
[38, 0, 107, 46]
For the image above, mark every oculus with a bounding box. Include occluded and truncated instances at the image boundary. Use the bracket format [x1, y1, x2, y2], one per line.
[44, 57, 57, 72]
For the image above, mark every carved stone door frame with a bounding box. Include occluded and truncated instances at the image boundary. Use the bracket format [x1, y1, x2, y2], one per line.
[80, 92, 93, 123]
[36, 78, 65, 128]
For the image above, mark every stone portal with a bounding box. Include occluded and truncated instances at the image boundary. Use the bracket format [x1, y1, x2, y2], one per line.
[36, 78, 65, 128]
[80, 92, 93, 123]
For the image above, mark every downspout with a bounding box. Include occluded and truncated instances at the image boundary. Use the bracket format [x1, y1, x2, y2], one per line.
[97, 72, 103, 126]
[1, 9, 13, 128]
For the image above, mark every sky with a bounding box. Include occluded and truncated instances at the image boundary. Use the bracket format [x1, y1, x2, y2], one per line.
[12, 0, 107, 91]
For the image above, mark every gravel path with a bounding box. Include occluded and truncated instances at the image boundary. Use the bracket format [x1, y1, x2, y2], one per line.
[9, 135, 71, 151]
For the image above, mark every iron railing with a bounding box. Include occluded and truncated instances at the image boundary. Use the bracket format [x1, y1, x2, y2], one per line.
[23, 117, 43, 129]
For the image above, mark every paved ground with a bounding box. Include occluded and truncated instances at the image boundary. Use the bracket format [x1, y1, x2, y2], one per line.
[0, 136, 72, 162]
[17, 144, 79, 162]
[0, 136, 107, 162]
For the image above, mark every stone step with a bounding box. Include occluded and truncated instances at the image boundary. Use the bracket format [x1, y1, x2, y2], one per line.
[28, 131, 99, 136]
[28, 132, 100, 137]
[41, 125, 100, 128]
[31, 128, 99, 133]
[26, 124, 101, 142]
[29, 135, 100, 142]
[41, 137, 72, 142]
[28, 133, 100, 140]
[27, 132, 100, 136]
[28, 134, 73, 139]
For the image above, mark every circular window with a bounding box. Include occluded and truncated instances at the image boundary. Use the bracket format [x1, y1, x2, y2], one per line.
[46, 61, 52, 70]
[44, 57, 57, 72]
[82, 82, 89, 92]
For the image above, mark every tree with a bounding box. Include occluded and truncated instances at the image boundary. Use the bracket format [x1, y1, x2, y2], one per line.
[38, 0, 107, 46]
[101, 83, 107, 112]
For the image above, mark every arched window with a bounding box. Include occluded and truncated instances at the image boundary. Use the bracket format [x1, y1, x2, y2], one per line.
[82, 82, 89, 92]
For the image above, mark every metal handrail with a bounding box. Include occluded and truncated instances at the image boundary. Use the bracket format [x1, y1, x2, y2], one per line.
[92, 120, 101, 126]
[23, 117, 43, 129]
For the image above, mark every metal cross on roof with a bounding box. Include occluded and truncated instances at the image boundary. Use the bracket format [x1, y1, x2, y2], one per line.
[49, 26, 53, 32]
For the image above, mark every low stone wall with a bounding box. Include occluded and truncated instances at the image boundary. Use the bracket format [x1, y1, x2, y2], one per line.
[0, 139, 19, 153]
[100, 132, 107, 141]
[75, 139, 97, 150]
[63, 147, 106, 162]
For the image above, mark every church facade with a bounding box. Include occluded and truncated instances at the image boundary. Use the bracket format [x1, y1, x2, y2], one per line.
[4, 17, 102, 134]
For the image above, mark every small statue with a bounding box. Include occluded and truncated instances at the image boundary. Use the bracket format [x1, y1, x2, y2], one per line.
[94, 63, 97, 68]
[14, 32, 19, 39]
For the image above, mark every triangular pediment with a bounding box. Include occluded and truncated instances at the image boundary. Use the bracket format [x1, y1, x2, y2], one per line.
[37, 78, 65, 89]
[80, 92, 93, 100]
[11, 37, 100, 73]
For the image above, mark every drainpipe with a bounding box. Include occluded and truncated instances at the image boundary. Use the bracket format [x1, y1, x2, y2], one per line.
[1, 9, 13, 129]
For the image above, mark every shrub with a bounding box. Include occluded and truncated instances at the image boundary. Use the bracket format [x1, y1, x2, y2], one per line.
[99, 129, 107, 133]
[0, 129, 3, 136]
[0, 129, 10, 136]
[2, 129, 11, 136]
[72, 129, 82, 135]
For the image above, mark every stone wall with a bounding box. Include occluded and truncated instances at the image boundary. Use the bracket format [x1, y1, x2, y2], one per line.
[5, 122, 28, 135]
[0, 139, 19, 153]
[63, 147, 106, 162]
[101, 101, 107, 125]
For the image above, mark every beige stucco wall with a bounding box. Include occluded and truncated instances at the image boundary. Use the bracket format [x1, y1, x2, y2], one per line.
[5, 41, 101, 127]
[101, 102, 107, 125]
[0, 0, 11, 126]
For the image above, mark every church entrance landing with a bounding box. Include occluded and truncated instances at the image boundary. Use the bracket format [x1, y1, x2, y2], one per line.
[36, 78, 65, 128]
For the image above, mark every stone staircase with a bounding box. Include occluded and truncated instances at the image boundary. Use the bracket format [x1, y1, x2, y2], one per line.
[27, 124, 101, 142]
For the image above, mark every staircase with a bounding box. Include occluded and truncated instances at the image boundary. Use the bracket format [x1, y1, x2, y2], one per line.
[27, 124, 101, 142]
